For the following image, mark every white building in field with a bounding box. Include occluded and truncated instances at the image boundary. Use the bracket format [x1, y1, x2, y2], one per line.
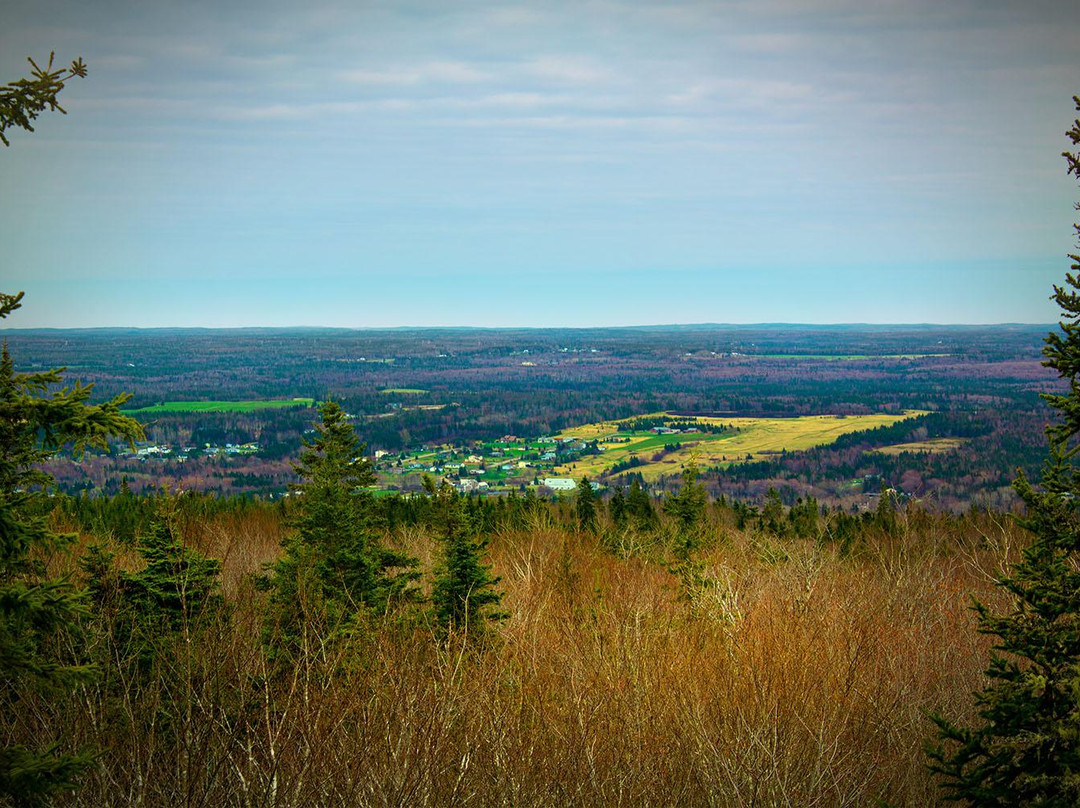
[542, 477, 577, 491]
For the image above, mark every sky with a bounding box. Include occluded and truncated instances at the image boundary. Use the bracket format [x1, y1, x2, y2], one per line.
[2, 0, 1079, 328]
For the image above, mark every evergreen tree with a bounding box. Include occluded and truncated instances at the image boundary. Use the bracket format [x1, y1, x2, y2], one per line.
[575, 475, 598, 534]
[760, 487, 787, 537]
[263, 401, 417, 656]
[609, 486, 627, 528]
[120, 495, 223, 647]
[664, 462, 708, 535]
[875, 482, 899, 536]
[788, 495, 820, 540]
[80, 493, 224, 686]
[0, 292, 143, 804]
[927, 96, 1080, 807]
[626, 479, 657, 530]
[429, 482, 506, 637]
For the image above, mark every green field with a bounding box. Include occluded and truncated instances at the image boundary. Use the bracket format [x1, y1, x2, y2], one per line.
[123, 398, 315, 415]
[556, 411, 925, 481]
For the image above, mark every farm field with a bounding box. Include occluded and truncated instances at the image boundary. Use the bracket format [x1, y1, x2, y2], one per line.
[874, 437, 969, 455]
[556, 411, 926, 481]
[122, 398, 315, 415]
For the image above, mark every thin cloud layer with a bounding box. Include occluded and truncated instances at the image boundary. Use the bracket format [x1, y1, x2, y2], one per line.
[1, 0, 1078, 327]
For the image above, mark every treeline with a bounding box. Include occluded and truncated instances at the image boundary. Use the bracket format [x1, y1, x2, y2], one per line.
[616, 415, 732, 434]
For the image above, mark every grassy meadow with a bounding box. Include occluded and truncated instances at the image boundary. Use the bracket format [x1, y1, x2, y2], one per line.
[557, 411, 924, 481]
[122, 397, 316, 415]
[27, 496, 1014, 807]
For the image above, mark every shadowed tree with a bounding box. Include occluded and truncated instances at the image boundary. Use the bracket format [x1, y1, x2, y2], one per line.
[0, 292, 143, 805]
[927, 96, 1080, 807]
[575, 475, 597, 534]
[428, 478, 507, 638]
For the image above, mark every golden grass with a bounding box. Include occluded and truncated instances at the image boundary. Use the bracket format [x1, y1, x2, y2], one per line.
[557, 411, 924, 481]
[874, 438, 969, 456]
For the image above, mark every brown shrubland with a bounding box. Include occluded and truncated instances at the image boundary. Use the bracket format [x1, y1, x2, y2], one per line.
[29, 503, 1018, 807]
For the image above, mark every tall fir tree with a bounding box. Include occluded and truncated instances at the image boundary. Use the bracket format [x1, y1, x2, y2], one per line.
[0, 292, 143, 804]
[429, 480, 507, 637]
[609, 486, 627, 529]
[262, 401, 417, 656]
[575, 475, 598, 534]
[927, 96, 1080, 807]
[664, 462, 708, 533]
[626, 478, 658, 531]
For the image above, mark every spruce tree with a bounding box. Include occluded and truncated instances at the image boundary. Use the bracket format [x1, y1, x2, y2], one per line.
[263, 401, 417, 656]
[626, 478, 658, 531]
[927, 96, 1080, 807]
[575, 475, 598, 534]
[120, 495, 223, 659]
[0, 292, 143, 804]
[429, 482, 506, 637]
[664, 462, 708, 534]
[609, 486, 627, 529]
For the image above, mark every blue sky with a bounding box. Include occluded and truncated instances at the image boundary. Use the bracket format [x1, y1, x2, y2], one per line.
[3, 0, 1079, 327]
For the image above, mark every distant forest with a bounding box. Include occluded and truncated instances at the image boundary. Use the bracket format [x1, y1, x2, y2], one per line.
[6, 323, 1058, 510]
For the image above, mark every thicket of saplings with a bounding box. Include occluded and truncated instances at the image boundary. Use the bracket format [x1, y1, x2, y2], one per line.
[10, 468, 1020, 808]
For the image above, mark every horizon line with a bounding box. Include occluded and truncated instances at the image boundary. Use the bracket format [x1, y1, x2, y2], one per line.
[0, 321, 1059, 333]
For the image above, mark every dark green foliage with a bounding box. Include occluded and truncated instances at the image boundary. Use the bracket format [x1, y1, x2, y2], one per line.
[788, 495, 820, 540]
[575, 475, 598, 534]
[122, 496, 223, 636]
[609, 486, 627, 528]
[927, 96, 1080, 807]
[0, 747, 91, 808]
[262, 401, 418, 657]
[626, 479, 658, 531]
[759, 487, 787, 537]
[732, 498, 758, 531]
[831, 509, 862, 558]
[0, 53, 86, 146]
[875, 483, 899, 536]
[81, 493, 224, 686]
[664, 462, 708, 534]
[430, 483, 506, 636]
[0, 292, 143, 805]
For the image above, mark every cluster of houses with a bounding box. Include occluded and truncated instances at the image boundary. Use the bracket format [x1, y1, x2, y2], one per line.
[368, 433, 600, 495]
[121, 442, 260, 461]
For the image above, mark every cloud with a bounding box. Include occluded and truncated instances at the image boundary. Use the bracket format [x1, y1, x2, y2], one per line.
[667, 78, 821, 108]
[340, 60, 492, 86]
[523, 56, 613, 84]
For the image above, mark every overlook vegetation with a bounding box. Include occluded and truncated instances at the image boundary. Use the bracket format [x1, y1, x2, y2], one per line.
[6, 472, 1029, 806]
[2, 51, 1078, 807]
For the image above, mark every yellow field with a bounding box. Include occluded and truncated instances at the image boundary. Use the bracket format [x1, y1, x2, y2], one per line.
[873, 437, 968, 455]
[556, 411, 925, 481]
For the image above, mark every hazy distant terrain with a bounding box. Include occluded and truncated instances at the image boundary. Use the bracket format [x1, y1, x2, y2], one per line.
[7, 323, 1057, 509]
